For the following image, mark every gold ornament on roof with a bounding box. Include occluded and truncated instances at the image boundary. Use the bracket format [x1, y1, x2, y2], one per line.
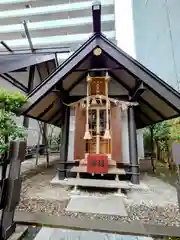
[93, 47, 102, 56]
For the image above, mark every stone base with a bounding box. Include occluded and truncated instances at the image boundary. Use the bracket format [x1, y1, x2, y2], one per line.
[66, 195, 128, 216]
[51, 175, 148, 190]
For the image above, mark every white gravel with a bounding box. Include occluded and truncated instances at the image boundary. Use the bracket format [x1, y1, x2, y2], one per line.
[17, 166, 180, 227]
[125, 174, 178, 207]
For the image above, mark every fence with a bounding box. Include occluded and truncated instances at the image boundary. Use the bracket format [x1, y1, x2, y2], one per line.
[0, 141, 26, 240]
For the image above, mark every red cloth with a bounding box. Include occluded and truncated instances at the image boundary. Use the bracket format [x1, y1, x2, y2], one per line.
[87, 154, 108, 174]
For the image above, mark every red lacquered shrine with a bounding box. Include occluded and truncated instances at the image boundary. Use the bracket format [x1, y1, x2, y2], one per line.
[73, 73, 136, 175]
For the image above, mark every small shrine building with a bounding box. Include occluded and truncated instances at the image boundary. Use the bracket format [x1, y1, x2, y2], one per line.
[20, 3, 180, 185]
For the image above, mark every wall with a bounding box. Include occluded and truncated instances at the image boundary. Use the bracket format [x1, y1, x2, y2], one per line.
[132, 0, 180, 90]
[115, 0, 180, 92]
[67, 107, 75, 162]
[121, 110, 130, 163]
[121, 111, 144, 163]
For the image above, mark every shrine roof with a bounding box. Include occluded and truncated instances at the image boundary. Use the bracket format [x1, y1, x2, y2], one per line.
[19, 32, 180, 129]
[0, 53, 55, 74]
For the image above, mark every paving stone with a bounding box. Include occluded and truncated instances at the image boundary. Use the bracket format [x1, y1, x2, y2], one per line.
[66, 195, 128, 216]
[8, 225, 28, 240]
[34, 227, 153, 240]
[34, 227, 54, 240]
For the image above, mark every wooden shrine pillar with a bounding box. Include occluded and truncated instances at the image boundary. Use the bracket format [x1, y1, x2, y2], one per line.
[59, 106, 70, 179]
[111, 105, 122, 162]
[128, 106, 139, 184]
[74, 104, 86, 160]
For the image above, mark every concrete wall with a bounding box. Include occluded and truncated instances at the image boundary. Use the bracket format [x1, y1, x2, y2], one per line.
[132, 0, 180, 90]
[67, 107, 75, 162]
[115, 0, 180, 90]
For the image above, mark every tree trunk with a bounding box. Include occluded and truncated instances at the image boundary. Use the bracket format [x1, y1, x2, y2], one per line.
[156, 141, 160, 161]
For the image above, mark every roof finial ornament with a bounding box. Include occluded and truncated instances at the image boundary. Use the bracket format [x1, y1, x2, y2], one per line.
[92, 1, 101, 34]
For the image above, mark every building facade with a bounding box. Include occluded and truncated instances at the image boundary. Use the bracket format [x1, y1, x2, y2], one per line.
[0, 0, 115, 52]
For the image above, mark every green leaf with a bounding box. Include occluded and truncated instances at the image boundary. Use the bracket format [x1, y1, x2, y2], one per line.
[0, 88, 27, 155]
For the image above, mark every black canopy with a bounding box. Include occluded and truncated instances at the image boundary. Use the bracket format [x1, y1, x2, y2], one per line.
[19, 32, 180, 129]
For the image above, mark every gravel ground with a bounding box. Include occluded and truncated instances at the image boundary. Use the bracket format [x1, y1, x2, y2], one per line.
[16, 164, 180, 227]
[17, 198, 180, 227]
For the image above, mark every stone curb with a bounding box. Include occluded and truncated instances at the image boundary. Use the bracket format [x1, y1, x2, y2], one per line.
[14, 212, 180, 238]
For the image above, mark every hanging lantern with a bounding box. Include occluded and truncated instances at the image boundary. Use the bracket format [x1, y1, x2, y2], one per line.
[103, 129, 111, 139]
[84, 128, 92, 140]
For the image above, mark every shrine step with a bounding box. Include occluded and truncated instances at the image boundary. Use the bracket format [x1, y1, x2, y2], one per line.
[70, 166, 126, 175]
[51, 177, 148, 190]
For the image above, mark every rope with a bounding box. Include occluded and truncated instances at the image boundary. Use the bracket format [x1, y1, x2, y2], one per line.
[61, 95, 138, 108]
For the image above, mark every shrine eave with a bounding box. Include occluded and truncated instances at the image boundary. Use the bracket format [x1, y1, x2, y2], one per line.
[0, 53, 55, 74]
[19, 33, 180, 129]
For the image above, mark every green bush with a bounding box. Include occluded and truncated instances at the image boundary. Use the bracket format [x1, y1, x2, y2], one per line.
[0, 88, 27, 154]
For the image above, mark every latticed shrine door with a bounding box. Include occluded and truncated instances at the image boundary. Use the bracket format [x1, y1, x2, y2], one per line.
[99, 109, 111, 154]
[74, 104, 86, 160]
[111, 105, 122, 162]
[85, 109, 96, 154]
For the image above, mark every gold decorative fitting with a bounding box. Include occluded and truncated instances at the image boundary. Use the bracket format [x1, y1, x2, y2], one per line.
[103, 129, 111, 139]
[105, 72, 110, 81]
[84, 131, 92, 140]
[91, 98, 97, 105]
[87, 76, 92, 82]
[81, 103, 85, 109]
[93, 47, 102, 56]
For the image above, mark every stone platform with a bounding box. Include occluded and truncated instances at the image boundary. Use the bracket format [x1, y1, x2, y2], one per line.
[66, 195, 128, 216]
[51, 175, 148, 190]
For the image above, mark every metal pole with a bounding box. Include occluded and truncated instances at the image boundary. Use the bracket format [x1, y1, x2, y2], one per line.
[0, 41, 13, 53]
